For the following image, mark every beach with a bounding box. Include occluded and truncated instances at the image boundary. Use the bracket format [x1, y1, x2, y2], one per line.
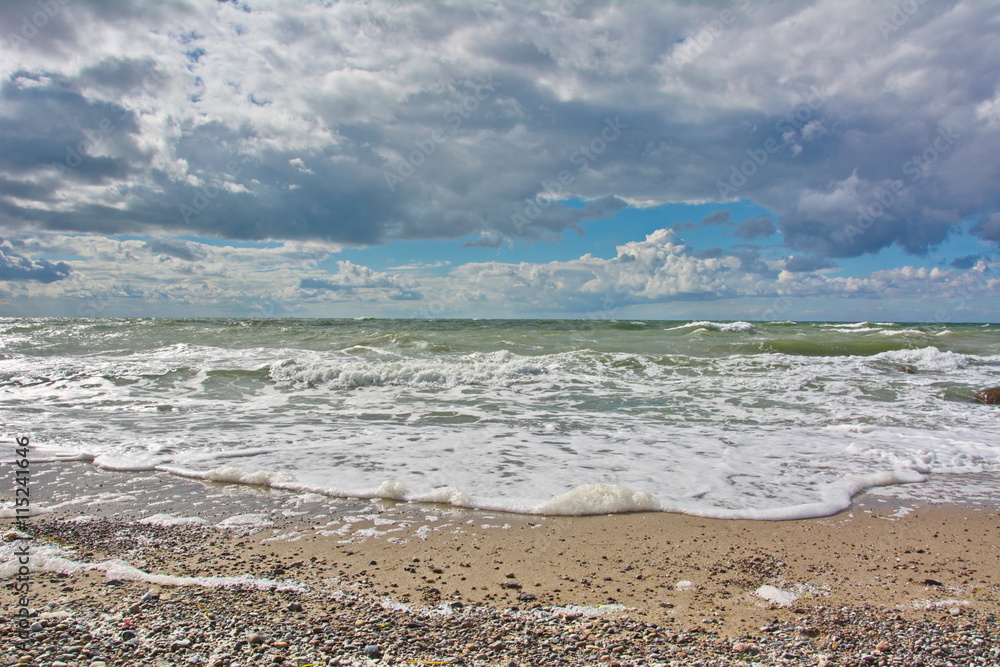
[2, 318, 999, 664]
[3, 465, 1000, 667]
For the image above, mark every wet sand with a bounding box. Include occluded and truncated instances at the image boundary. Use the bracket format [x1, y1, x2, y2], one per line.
[2, 464, 1000, 666]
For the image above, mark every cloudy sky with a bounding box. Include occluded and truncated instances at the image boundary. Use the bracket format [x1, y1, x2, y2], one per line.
[1, 0, 998, 320]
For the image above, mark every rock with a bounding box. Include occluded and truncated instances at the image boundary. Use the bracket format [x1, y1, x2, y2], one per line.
[246, 632, 264, 645]
[876, 640, 891, 652]
[287, 602, 304, 612]
[518, 593, 537, 602]
[975, 387, 1000, 404]
[732, 642, 753, 653]
[362, 645, 382, 659]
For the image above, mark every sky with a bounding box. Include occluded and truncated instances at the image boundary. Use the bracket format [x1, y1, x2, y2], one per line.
[1, 0, 998, 321]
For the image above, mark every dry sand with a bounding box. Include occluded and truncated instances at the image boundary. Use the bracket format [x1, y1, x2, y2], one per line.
[249, 503, 1000, 636]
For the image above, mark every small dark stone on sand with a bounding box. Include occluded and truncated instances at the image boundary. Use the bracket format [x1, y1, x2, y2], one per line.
[362, 644, 382, 659]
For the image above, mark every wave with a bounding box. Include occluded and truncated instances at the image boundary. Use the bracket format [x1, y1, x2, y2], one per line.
[73, 459, 931, 521]
[668, 321, 755, 333]
[267, 350, 549, 388]
[751, 338, 917, 357]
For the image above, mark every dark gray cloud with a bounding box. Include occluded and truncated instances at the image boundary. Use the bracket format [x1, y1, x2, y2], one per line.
[971, 213, 1000, 243]
[950, 254, 981, 270]
[0, 0, 998, 261]
[734, 216, 776, 240]
[784, 255, 837, 273]
[143, 236, 207, 261]
[699, 210, 731, 227]
[0, 246, 71, 282]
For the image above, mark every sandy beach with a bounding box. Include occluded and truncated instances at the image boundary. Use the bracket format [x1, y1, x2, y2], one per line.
[3, 466, 999, 666]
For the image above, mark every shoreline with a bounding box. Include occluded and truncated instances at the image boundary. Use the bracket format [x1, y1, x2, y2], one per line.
[3, 466, 1000, 665]
[3, 463, 1000, 665]
[11, 460, 1000, 522]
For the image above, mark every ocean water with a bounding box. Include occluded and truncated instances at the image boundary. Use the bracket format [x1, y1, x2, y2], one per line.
[1, 318, 997, 520]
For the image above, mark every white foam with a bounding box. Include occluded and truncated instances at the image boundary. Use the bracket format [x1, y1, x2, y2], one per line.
[533, 484, 661, 516]
[755, 585, 799, 606]
[0, 540, 303, 591]
[872, 346, 976, 372]
[268, 349, 547, 389]
[92, 453, 160, 472]
[138, 513, 209, 527]
[551, 604, 627, 617]
[217, 513, 273, 528]
[0, 505, 51, 518]
[668, 321, 755, 333]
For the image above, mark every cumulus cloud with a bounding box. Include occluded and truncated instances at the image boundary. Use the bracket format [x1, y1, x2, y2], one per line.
[0, 0, 996, 260]
[298, 261, 419, 301]
[0, 244, 71, 283]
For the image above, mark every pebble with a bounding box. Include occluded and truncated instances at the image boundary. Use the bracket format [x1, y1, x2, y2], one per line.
[18, 516, 1000, 667]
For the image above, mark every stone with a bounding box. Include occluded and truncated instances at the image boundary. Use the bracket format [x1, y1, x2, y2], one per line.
[975, 387, 1000, 404]
[246, 632, 264, 645]
[362, 645, 382, 659]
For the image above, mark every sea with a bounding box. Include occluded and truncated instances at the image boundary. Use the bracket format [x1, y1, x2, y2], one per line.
[1, 318, 997, 521]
